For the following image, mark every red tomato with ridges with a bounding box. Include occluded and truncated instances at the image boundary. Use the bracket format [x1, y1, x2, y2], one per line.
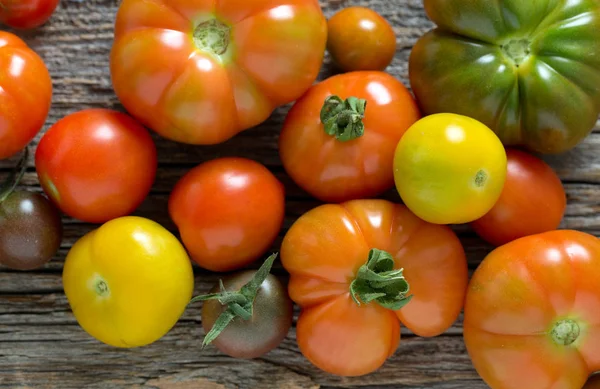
[169, 157, 285, 272]
[471, 149, 566, 246]
[0, 31, 52, 160]
[35, 109, 157, 223]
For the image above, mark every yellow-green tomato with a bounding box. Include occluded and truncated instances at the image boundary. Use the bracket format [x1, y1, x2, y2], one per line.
[393, 113, 507, 225]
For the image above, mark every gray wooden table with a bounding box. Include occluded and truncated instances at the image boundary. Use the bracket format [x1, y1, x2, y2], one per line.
[1, 0, 598, 388]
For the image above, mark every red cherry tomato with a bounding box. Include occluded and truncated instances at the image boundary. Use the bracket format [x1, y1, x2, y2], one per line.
[471, 149, 566, 246]
[35, 109, 157, 223]
[0, 31, 52, 160]
[0, 0, 59, 29]
[169, 158, 285, 272]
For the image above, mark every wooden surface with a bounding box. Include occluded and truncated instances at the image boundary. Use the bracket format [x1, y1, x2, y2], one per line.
[1, 0, 599, 388]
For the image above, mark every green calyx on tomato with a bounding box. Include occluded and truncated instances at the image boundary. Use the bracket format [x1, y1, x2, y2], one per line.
[349, 248, 412, 311]
[193, 19, 231, 57]
[320, 95, 367, 141]
[409, 0, 600, 154]
[550, 319, 580, 347]
[189, 253, 278, 348]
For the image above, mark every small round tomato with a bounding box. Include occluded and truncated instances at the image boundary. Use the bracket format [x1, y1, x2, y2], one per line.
[195, 254, 293, 359]
[63, 216, 194, 348]
[279, 71, 420, 203]
[393, 113, 507, 225]
[0, 0, 59, 29]
[472, 149, 566, 246]
[327, 7, 396, 72]
[35, 109, 157, 223]
[169, 158, 285, 272]
[0, 31, 52, 160]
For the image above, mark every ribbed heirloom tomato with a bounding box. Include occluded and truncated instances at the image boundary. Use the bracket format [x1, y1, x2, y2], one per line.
[464, 230, 600, 389]
[280, 199, 468, 376]
[110, 0, 327, 145]
[0, 31, 52, 160]
[279, 71, 420, 203]
[0, 0, 59, 29]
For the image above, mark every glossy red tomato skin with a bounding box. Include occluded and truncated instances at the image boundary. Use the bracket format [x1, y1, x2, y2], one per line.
[471, 149, 566, 246]
[0, 31, 52, 160]
[35, 109, 157, 223]
[168, 158, 285, 272]
[279, 71, 420, 203]
[327, 7, 397, 72]
[0, 0, 59, 29]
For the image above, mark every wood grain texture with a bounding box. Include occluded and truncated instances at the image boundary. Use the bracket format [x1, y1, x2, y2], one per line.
[0, 0, 598, 388]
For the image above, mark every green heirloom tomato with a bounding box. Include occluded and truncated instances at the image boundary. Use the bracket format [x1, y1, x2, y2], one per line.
[409, 0, 600, 154]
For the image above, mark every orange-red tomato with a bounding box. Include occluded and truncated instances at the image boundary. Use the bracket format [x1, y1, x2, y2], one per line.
[0, 31, 52, 160]
[279, 71, 420, 203]
[35, 109, 157, 223]
[280, 199, 468, 376]
[110, 0, 327, 146]
[464, 230, 600, 389]
[327, 7, 396, 72]
[472, 149, 566, 246]
[169, 158, 285, 272]
[0, 0, 59, 29]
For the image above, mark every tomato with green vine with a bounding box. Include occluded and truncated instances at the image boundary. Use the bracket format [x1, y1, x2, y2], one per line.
[327, 7, 397, 72]
[0, 149, 62, 270]
[191, 254, 293, 359]
[279, 71, 420, 203]
[35, 109, 157, 224]
[0, 31, 52, 160]
[280, 199, 468, 376]
[0, 0, 59, 29]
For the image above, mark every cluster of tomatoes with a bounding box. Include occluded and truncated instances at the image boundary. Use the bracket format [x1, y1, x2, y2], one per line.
[2, 1, 600, 388]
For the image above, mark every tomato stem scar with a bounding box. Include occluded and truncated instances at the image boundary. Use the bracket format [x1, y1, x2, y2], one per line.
[95, 279, 109, 297]
[474, 170, 488, 188]
[193, 19, 231, 56]
[320, 95, 367, 142]
[349, 248, 413, 311]
[551, 319, 580, 346]
[501, 39, 531, 67]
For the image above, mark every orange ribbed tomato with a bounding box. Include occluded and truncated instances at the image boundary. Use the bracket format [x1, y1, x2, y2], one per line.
[110, 0, 327, 145]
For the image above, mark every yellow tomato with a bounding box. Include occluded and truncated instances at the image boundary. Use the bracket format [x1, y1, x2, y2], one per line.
[393, 113, 507, 225]
[63, 216, 194, 348]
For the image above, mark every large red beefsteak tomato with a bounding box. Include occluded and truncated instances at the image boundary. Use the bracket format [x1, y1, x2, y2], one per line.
[110, 0, 327, 145]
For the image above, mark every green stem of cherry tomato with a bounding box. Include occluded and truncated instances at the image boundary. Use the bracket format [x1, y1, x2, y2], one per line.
[0, 147, 28, 203]
[320, 95, 367, 141]
[189, 253, 278, 348]
[349, 248, 413, 311]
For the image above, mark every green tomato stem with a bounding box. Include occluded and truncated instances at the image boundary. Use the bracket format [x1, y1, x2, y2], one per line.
[349, 248, 413, 311]
[551, 319, 580, 346]
[320, 95, 368, 142]
[189, 253, 279, 348]
[0, 147, 29, 203]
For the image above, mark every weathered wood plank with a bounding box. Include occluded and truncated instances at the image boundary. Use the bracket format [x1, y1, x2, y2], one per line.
[1, 0, 599, 388]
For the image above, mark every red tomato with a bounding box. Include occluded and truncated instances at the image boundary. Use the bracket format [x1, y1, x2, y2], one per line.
[0, 31, 52, 160]
[327, 7, 397, 72]
[169, 158, 285, 272]
[471, 149, 566, 246]
[0, 0, 59, 29]
[35, 109, 157, 223]
[279, 71, 420, 203]
[281, 199, 468, 376]
[464, 230, 600, 389]
[110, 0, 327, 145]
